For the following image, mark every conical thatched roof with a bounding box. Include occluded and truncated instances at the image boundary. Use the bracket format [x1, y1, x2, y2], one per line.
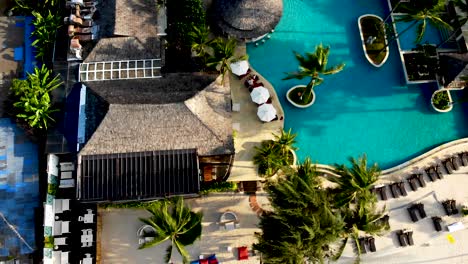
[214, 0, 283, 39]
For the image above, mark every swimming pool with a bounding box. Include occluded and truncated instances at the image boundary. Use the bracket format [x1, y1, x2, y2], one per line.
[247, 0, 468, 168]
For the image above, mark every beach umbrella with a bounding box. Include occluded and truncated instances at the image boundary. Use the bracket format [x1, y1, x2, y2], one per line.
[250, 86, 270, 104]
[257, 103, 277, 122]
[230, 60, 249, 76]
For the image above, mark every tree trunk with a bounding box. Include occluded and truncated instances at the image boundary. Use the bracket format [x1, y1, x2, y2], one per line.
[304, 79, 316, 103]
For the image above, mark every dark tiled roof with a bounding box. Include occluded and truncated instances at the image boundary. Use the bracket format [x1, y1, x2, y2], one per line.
[84, 37, 161, 63]
[439, 53, 468, 88]
[214, 0, 283, 39]
[78, 149, 200, 201]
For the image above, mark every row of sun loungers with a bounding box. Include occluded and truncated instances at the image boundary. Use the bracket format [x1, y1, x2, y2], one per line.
[357, 236, 376, 254]
[396, 230, 414, 247]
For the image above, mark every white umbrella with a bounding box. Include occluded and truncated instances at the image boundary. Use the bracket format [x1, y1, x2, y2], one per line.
[257, 103, 277, 122]
[250, 86, 270, 104]
[230, 60, 249, 76]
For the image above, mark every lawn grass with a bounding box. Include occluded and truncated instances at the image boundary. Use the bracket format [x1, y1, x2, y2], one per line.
[360, 16, 387, 65]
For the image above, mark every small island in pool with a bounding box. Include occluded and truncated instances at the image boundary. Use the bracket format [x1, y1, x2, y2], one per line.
[358, 14, 389, 67]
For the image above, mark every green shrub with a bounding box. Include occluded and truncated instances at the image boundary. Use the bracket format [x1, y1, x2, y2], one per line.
[200, 181, 237, 195]
[47, 183, 57, 196]
[100, 200, 162, 209]
[44, 236, 54, 248]
[432, 91, 450, 110]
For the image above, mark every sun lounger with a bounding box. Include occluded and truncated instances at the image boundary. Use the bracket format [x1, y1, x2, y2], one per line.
[367, 237, 376, 252]
[416, 203, 427, 219]
[390, 184, 399, 198]
[432, 216, 442, 232]
[358, 237, 367, 254]
[435, 165, 444, 179]
[407, 206, 419, 222]
[64, 14, 93, 27]
[442, 200, 452, 216]
[443, 159, 454, 174]
[378, 187, 388, 200]
[451, 156, 460, 170]
[407, 177, 418, 191]
[425, 168, 436, 182]
[397, 182, 407, 196]
[460, 152, 468, 166]
[72, 34, 97, 42]
[396, 230, 407, 247]
[450, 200, 459, 214]
[406, 231, 414, 246]
[415, 174, 426, 187]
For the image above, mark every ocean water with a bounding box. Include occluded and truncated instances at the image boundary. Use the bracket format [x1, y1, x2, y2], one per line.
[247, 0, 468, 168]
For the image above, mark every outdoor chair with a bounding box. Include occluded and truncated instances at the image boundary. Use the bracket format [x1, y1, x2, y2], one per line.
[416, 203, 427, 219]
[451, 156, 460, 170]
[68, 25, 99, 37]
[358, 237, 367, 254]
[450, 200, 459, 214]
[442, 201, 453, 216]
[389, 184, 399, 198]
[407, 177, 418, 191]
[396, 230, 407, 247]
[435, 165, 444, 179]
[72, 34, 97, 42]
[368, 237, 376, 252]
[432, 216, 442, 232]
[460, 152, 468, 166]
[443, 159, 454, 174]
[64, 14, 93, 27]
[406, 231, 414, 246]
[238, 246, 249, 260]
[397, 181, 407, 196]
[425, 168, 436, 182]
[415, 174, 426, 187]
[407, 206, 419, 222]
[379, 187, 388, 200]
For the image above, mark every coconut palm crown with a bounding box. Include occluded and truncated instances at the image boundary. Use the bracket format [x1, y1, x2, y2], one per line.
[138, 197, 203, 263]
[283, 44, 345, 104]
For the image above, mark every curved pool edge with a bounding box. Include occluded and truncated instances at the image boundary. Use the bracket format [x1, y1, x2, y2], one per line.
[313, 138, 468, 181]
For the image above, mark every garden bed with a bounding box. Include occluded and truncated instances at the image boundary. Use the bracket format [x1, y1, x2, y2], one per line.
[403, 52, 437, 82]
[431, 89, 453, 113]
[286, 85, 315, 108]
[358, 14, 389, 67]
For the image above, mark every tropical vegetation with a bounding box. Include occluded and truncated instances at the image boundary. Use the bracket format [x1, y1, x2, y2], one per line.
[253, 129, 297, 177]
[206, 37, 248, 80]
[283, 44, 345, 106]
[9, 65, 62, 130]
[432, 90, 451, 110]
[138, 197, 203, 263]
[360, 16, 388, 65]
[254, 154, 389, 263]
[200, 181, 237, 195]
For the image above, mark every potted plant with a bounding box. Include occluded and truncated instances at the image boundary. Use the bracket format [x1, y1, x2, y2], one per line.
[283, 44, 345, 108]
[431, 89, 453, 112]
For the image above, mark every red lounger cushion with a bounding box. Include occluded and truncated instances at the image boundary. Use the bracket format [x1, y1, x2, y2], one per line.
[238, 246, 248, 260]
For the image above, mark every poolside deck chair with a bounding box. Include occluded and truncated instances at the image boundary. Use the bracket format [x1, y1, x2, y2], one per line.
[442, 201, 452, 216]
[432, 216, 442, 232]
[460, 152, 468, 166]
[396, 230, 407, 247]
[451, 156, 460, 170]
[390, 183, 399, 198]
[406, 231, 414, 246]
[407, 206, 419, 222]
[425, 168, 436, 182]
[64, 14, 93, 27]
[450, 200, 459, 214]
[415, 174, 426, 187]
[443, 159, 454, 174]
[368, 237, 376, 252]
[358, 237, 367, 254]
[378, 187, 388, 200]
[72, 34, 97, 42]
[407, 177, 418, 191]
[416, 203, 427, 219]
[397, 181, 407, 196]
[435, 165, 444, 179]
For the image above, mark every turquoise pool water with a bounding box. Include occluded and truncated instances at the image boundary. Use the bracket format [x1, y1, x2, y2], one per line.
[247, 0, 468, 168]
[395, 19, 443, 51]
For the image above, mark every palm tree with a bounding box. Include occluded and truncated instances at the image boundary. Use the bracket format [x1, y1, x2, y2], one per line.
[253, 140, 283, 176]
[272, 128, 298, 165]
[189, 25, 213, 58]
[10, 65, 62, 129]
[206, 37, 247, 81]
[255, 158, 345, 263]
[138, 197, 203, 263]
[283, 44, 345, 104]
[330, 154, 381, 207]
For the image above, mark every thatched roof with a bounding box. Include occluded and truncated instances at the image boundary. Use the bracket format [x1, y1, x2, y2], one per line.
[79, 73, 234, 156]
[438, 53, 468, 88]
[84, 37, 161, 62]
[214, 0, 283, 39]
[83, 0, 162, 62]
